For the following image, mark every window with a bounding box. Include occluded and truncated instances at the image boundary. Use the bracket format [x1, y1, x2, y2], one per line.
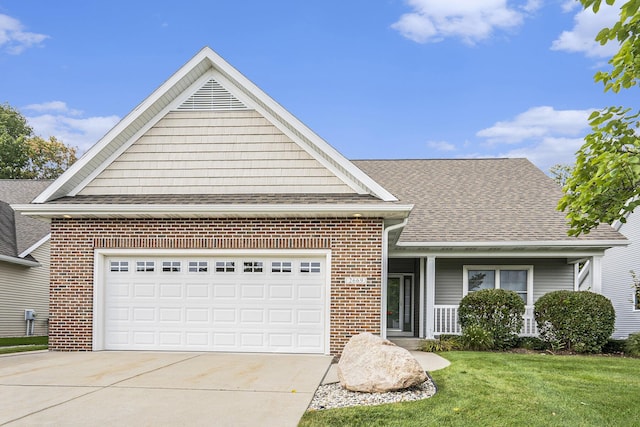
[300, 261, 321, 273]
[215, 261, 235, 272]
[243, 261, 263, 273]
[110, 261, 129, 272]
[271, 261, 292, 273]
[464, 265, 533, 305]
[189, 261, 208, 272]
[162, 261, 181, 272]
[136, 261, 155, 272]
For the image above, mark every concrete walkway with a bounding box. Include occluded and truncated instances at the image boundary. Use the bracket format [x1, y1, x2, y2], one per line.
[0, 351, 332, 427]
[321, 351, 451, 385]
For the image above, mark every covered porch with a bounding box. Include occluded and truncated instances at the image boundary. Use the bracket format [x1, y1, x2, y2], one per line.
[383, 253, 606, 340]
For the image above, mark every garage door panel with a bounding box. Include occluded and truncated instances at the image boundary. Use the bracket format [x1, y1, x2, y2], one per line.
[104, 255, 327, 353]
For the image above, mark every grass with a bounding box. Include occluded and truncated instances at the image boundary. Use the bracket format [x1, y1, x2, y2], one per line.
[0, 336, 48, 354]
[300, 351, 640, 427]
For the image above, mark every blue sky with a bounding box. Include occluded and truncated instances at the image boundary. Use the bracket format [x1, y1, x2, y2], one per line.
[0, 0, 636, 173]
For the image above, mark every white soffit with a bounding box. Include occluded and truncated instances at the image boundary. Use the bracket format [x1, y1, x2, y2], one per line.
[34, 47, 396, 203]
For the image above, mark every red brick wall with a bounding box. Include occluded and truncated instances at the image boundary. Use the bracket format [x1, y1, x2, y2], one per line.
[49, 217, 383, 355]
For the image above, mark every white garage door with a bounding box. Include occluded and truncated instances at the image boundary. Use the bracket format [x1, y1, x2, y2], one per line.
[103, 255, 327, 353]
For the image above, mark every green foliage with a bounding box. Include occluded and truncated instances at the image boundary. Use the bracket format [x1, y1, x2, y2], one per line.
[560, 0, 640, 235]
[516, 336, 549, 351]
[602, 338, 627, 354]
[625, 332, 640, 356]
[419, 336, 460, 352]
[0, 102, 77, 179]
[534, 291, 615, 353]
[460, 324, 494, 351]
[549, 164, 573, 187]
[458, 288, 525, 349]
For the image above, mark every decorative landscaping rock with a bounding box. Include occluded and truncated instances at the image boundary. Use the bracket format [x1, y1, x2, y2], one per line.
[337, 332, 427, 393]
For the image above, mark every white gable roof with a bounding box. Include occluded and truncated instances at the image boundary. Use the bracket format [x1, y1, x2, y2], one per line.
[34, 47, 396, 203]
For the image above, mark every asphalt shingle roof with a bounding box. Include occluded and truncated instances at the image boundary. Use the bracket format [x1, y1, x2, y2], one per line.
[353, 158, 625, 243]
[0, 180, 52, 257]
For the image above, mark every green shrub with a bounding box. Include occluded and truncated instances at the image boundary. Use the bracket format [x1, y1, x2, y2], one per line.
[458, 288, 525, 349]
[602, 339, 627, 354]
[460, 325, 494, 351]
[420, 336, 460, 352]
[626, 332, 640, 357]
[516, 336, 548, 351]
[534, 290, 615, 353]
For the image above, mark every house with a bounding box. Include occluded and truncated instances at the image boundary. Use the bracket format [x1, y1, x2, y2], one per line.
[601, 207, 640, 338]
[14, 47, 627, 355]
[0, 180, 51, 337]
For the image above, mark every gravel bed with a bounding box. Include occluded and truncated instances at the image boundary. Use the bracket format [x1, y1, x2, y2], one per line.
[307, 376, 437, 411]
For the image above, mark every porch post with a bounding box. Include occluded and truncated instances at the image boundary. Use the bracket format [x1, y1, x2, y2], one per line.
[426, 256, 436, 338]
[591, 255, 603, 294]
[419, 258, 425, 338]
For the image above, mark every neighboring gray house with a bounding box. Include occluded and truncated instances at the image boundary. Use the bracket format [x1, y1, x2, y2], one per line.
[0, 180, 51, 337]
[15, 47, 628, 355]
[601, 207, 640, 338]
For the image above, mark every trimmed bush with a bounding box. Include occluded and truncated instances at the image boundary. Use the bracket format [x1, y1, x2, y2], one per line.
[534, 290, 615, 353]
[458, 288, 525, 349]
[626, 332, 640, 357]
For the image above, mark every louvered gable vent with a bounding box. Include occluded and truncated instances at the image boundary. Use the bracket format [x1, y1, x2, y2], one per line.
[177, 78, 247, 111]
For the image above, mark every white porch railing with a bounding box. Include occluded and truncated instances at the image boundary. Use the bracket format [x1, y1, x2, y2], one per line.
[433, 305, 538, 336]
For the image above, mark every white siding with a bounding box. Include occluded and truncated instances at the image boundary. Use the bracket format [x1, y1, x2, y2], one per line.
[0, 241, 50, 337]
[79, 110, 354, 195]
[602, 210, 640, 338]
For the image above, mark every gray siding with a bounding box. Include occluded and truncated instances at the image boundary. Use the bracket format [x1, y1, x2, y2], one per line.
[434, 258, 574, 305]
[0, 241, 50, 337]
[602, 209, 640, 338]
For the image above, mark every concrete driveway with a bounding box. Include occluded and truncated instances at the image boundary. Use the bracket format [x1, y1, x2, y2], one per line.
[0, 351, 332, 426]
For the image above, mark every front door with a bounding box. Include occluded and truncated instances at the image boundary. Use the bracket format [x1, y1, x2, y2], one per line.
[387, 274, 414, 336]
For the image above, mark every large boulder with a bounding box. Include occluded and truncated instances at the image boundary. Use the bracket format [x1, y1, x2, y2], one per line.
[337, 332, 427, 392]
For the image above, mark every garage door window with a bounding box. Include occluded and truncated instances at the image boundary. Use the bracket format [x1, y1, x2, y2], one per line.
[271, 261, 292, 273]
[136, 261, 155, 272]
[188, 261, 208, 272]
[215, 261, 235, 272]
[110, 261, 129, 272]
[162, 261, 181, 272]
[300, 261, 321, 273]
[243, 261, 263, 273]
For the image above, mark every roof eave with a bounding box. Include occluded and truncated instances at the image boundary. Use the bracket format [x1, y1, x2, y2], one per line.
[13, 203, 414, 221]
[395, 239, 629, 250]
[0, 254, 40, 267]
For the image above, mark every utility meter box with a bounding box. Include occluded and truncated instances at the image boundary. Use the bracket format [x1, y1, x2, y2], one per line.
[24, 309, 36, 321]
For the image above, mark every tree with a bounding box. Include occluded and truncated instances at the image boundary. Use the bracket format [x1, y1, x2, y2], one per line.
[0, 103, 77, 179]
[558, 0, 640, 236]
[549, 164, 573, 187]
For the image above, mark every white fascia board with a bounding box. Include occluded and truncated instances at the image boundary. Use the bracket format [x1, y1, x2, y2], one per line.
[18, 233, 50, 259]
[389, 249, 610, 259]
[0, 254, 40, 267]
[33, 48, 215, 203]
[395, 240, 629, 248]
[13, 203, 414, 220]
[203, 48, 398, 202]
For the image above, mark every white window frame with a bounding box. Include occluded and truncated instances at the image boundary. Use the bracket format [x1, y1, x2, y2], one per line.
[463, 265, 534, 306]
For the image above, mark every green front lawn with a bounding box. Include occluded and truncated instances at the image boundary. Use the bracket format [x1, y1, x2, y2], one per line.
[0, 336, 48, 354]
[300, 351, 640, 427]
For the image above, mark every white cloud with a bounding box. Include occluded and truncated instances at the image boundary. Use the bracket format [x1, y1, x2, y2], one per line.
[391, 0, 540, 44]
[476, 106, 593, 144]
[551, 2, 620, 58]
[0, 13, 49, 54]
[24, 102, 120, 153]
[427, 140, 456, 151]
[498, 136, 585, 172]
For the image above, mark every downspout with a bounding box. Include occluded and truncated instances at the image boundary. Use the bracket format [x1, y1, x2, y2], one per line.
[381, 218, 409, 339]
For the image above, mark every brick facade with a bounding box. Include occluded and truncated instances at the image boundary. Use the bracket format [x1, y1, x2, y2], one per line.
[49, 217, 383, 355]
